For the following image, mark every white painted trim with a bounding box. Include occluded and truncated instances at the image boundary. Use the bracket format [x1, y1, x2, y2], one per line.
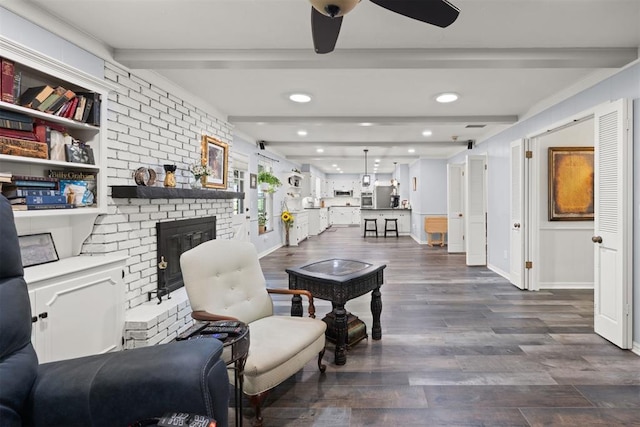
[124, 287, 189, 323]
[258, 244, 282, 259]
[538, 282, 594, 289]
[488, 263, 510, 281]
[632, 341, 640, 357]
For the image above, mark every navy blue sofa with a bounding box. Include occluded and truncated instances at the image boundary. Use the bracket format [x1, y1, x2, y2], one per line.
[0, 195, 229, 427]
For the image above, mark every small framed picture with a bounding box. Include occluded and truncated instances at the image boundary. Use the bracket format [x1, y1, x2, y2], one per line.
[65, 140, 95, 164]
[201, 135, 229, 189]
[250, 173, 257, 189]
[18, 233, 59, 268]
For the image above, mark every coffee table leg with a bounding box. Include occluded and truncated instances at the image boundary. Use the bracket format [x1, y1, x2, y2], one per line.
[371, 287, 382, 340]
[334, 304, 347, 365]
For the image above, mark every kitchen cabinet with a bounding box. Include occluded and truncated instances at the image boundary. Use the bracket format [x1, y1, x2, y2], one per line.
[288, 210, 309, 246]
[307, 207, 329, 235]
[26, 255, 127, 363]
[329, 206, 360, 225]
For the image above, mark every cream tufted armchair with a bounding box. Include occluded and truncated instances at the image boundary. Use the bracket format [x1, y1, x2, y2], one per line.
[180, 239, 326, 427]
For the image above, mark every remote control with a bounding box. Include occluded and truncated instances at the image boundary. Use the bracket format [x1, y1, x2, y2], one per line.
[201, 326, 243, 335]
[189, 333, 228, 342]
[157, 412, 216, 427]
[176, 323, 208, 341]
[213, 321, 241, 328]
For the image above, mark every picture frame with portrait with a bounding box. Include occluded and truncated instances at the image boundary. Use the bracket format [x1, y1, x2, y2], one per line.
[201, 135, 229, 189]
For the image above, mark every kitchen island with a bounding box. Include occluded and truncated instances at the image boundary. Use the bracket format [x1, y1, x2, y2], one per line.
[360, 208, 411, 236]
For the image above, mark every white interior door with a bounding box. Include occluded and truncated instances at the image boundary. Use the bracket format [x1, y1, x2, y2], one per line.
[510, 139, 527, 289]
[593, 98, 632, 349]
[447, 163, 464, 252]
[465, 155, 487, 266]
[231, 153, 250, 241]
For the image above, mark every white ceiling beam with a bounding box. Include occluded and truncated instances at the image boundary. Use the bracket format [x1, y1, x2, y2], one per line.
[114, 48, 638, 70]
[229, 115, 518, 125]
[262, 140, 467, 147]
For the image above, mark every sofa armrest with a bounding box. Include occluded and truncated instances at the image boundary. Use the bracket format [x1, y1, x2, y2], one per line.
[267, 288, 317, 318]
[26, 339, 229, 427]
[192, 310, 240, 322]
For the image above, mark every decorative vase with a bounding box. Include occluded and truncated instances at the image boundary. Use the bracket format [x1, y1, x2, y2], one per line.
[163, 164, 177, 188]
[191, 176, 203, 189]
[285, 227, 290, 246]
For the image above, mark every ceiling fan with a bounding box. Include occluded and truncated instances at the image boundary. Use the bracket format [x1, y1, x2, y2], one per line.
[310, 0, 460, 54]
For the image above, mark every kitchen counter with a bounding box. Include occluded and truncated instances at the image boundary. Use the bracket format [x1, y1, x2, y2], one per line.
[361, 208, 411, 211]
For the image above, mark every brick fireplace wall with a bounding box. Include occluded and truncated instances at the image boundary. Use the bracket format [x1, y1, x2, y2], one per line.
[80, 62, 236, 347]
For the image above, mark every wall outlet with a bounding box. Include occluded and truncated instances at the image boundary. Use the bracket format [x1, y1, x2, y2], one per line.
[503, 250, 508, 260]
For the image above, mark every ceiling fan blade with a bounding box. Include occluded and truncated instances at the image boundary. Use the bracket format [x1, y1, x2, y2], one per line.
[369, 0, 460, 28]
[311, 7, 344, 54]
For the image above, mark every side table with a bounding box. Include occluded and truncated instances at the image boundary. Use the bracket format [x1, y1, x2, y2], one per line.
[286, 258, 385, 365]
[176, 321, 250, 427]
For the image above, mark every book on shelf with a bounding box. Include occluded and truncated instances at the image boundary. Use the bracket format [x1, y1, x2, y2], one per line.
[20, 85, 55, 109]
[49, 169, 97, 207]
[12, 203, 75, 211]
[40, 87, 75, 114]
[74, 91, 101, 125]
[1, 58, 15, 103]
[9, 195, 66, 205]
[0, 136, 48, 159]
[0, 108, 32, 122]
[65, 140, 95, 164]
[47, 90, 75, 115]
[0, 171, 12, 183]
[73, 96, 87, 122]
[12, 72, 21, 105]
[0, 127, 38, 141]
[61, 96, 79, 119]
[2, 188, 60, 198]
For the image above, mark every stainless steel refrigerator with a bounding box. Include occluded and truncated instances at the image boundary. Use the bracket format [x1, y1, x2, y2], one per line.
[373, 185, 394, 209]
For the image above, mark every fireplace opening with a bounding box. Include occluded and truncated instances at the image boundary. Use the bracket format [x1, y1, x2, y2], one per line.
[153, 216, 216, 302]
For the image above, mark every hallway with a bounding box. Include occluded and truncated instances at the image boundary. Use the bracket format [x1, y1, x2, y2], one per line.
[243, 226, 640, 426]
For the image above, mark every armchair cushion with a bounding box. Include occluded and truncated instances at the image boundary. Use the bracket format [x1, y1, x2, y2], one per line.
[243, 316, 326, 395]
[26, 339, 229, 427]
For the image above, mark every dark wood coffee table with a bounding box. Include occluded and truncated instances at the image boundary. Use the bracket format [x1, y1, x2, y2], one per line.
[286, 258, 386, 365]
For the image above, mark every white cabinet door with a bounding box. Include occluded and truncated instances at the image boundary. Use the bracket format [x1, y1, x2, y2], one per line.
[31, 265, 124, 363]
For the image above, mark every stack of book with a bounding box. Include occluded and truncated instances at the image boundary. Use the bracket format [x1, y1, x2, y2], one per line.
[0, 108, 48, 159]
[19, 85, 100, 126]
[1, 175, 75, 211]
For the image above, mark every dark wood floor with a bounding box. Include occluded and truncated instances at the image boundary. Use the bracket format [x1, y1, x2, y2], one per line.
[236, 226, 640, 426]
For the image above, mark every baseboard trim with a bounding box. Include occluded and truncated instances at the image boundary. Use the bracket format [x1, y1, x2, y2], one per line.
[258, 244, 282, 259]
[488, 263, 510, 281]
[538, 282, 594, 289]
[632, 341, 640, 356]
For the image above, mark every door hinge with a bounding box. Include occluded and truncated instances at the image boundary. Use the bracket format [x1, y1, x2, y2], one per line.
[525, 261, 533, 269]
[484, 164, 487, 170]
[525, 151, 533, 159]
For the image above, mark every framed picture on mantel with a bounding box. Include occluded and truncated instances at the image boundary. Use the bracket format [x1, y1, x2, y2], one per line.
[201, 135, 228, 189]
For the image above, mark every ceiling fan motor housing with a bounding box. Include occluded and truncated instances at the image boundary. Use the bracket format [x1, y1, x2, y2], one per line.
[310, 0, 360, 18]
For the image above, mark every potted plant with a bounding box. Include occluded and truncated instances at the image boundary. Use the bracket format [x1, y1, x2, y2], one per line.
[257, 170, 282, 194]
[258, 210, 268, 234]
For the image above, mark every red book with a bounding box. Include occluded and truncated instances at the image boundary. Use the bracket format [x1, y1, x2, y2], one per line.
[0, 127, 37, 141]
[1, 58, 15, 103]
[63, 97, 79, 119]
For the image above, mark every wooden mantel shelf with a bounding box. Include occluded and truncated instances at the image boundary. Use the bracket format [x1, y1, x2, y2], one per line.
[110, 186, 244, 200]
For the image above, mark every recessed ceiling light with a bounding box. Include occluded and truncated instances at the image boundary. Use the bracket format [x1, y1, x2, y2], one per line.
[436, 92, 459, 103]
[297, 130, 308, 136]
[289, 93, 312, 103]
[359, 122, 374, 127]
[375, 159, 380, 163]
[422, 130, 433, 137]
[316, 148, 324, 153]
[340, 171, 344, 174]
[332, 164, 338, 167]
[408, 148, 416, 153]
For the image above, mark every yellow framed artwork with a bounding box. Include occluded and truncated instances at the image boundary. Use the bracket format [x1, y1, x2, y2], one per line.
[548, 146, 594, 221]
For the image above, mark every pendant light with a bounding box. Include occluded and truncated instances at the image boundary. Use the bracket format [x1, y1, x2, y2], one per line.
[363, 149, 370, 187]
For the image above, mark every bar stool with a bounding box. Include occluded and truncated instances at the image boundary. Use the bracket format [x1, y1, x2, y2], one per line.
[363, 218, 378, 237]
[384, 218, 399, 237]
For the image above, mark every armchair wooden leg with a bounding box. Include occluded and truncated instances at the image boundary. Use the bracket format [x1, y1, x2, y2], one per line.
[318, 348, 326, 373]
[249, 392, 269, 427]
